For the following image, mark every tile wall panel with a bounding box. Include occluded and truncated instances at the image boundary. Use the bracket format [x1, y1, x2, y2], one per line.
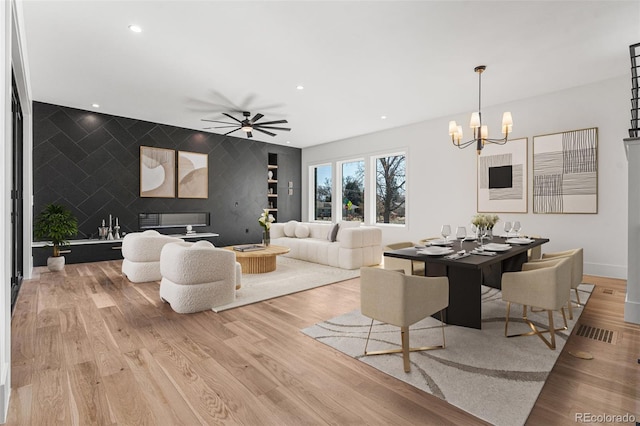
[32, 102, 301, 247]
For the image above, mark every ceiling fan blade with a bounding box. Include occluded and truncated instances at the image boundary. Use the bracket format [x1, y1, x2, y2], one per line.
[222, 112, 243, 123]
[255, 125, 291, 131]
[201, 119, 237, 125]
[253, 128, 276, 137]
[251, 113, 264, 123]
[224, 128, 241, 136]
[213, 125, 239, 129]
[247, 131, 253, 138]
[256, 119, 288, 125]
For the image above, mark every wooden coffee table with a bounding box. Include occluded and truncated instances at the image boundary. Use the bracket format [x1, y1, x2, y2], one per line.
[223, 244, 290, 274]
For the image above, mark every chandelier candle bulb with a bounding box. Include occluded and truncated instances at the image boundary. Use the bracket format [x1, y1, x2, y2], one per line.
[457, 125, 463, 140]
[481, 125, 488, 139]
[470, 112, 481, 128]
[449, 121, 458, 135]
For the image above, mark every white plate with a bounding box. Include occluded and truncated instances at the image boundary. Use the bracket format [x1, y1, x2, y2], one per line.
[418, 247, 454, 256]
[482, 243, 512, 252]
[505, 238, 534, 245]
[463, 236, 477, 241]
[429, 239, 453, 246]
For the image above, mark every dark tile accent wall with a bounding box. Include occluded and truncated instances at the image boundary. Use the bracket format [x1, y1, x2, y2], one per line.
[32, 102, 301, 247]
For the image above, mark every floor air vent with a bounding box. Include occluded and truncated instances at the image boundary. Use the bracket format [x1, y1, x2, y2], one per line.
[575, 324, 616, 344]
[601, 288, 615, 295]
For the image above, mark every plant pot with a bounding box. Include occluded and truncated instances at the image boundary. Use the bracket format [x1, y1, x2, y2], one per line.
[47, 256, 65, 272]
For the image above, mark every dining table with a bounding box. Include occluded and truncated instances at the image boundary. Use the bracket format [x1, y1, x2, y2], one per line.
[383, 236, 549, 329]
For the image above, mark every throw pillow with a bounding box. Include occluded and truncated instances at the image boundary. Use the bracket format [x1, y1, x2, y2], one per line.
[327, 223, 340, 242]
[284, 220, 298, 237]
[295, 224, 310, 238]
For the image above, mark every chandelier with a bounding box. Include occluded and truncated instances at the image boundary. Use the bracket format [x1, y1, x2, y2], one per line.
[448, 65, 513, 154]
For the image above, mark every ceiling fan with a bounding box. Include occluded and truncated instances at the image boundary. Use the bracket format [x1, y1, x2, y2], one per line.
[202, 111, 291, 138]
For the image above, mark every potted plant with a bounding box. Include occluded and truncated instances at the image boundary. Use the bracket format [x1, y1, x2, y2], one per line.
[34, 203, 78, 271]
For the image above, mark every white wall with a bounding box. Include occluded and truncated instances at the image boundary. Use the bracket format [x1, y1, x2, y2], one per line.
[1, 0, 32, 422]
[302, 76, 629, 279]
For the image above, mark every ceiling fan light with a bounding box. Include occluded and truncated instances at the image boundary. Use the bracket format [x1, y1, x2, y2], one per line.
[241, 125, 253, 132]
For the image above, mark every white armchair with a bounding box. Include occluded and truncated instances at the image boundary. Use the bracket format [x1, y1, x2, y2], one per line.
[501, 257, 572, 349]
[383, 242, 425, 275]
[360, 267, 449, 372]
[159, 241, 241, 313]
[121, 230, 183, 283]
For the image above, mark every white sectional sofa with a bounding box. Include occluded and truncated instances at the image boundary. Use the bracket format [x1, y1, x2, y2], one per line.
[270, 221, 382, 270]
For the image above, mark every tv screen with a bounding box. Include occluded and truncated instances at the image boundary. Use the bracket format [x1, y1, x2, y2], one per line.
[138, 212, 209, 229]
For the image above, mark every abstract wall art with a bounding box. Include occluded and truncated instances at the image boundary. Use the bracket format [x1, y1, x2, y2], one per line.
[140, 146, 176, 198]
[533, 128, 598, 214]
[178, 151, 208, 199]
[477, 137, 528, 213]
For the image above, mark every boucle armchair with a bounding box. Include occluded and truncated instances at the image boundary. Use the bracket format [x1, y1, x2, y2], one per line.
[536, 248, 583, 319]
[159, 241, 240, 313]
[502, 257, 572, 349]
[121, 230, 183, 283]
[360, 267, 449, 372]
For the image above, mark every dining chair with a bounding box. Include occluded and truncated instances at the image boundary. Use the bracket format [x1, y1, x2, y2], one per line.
[527, 235, 542, 261]
[501, 257, 572, 350]
[383, 241, 424, 275]
[360, 267, 449, 372]
[531, 248, 583, 319]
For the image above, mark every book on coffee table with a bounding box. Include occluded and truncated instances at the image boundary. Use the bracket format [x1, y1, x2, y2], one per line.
[233, 244, 265, 252]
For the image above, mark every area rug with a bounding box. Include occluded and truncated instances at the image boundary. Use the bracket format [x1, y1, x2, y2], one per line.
[213, 257, 360, 312]
[302, 284, 594, 426]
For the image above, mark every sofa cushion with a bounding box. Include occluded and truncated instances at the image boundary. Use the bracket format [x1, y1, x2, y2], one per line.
[295, 224, 310, 238]
[327, 223, 340, 242]
[284, 220, 298, 237]
[337, 220, 361, 241]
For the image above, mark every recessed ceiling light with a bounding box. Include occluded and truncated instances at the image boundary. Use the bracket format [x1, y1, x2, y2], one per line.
[286, 141, 291, 144]
[296, 85, 304, 90]
[381, 115, 387, 120]
[128, 25, 142, 33]
[92, 103, 100, 108]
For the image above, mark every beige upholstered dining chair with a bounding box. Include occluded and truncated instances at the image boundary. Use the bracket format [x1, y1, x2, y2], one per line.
[501, 257, 572, 349]
[360, 267, 449, 372]
[531, 248, 583, 319]
[383, 242, 424, 275]
[527, 235, 542, 261]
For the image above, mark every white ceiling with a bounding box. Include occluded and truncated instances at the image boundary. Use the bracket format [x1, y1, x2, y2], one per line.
[21, 0, 640, 148]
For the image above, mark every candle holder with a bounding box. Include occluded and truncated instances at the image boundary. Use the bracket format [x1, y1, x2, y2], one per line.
[114, 225, 121, 239]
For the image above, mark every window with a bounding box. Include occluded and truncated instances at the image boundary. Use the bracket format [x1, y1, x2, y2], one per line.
[341, 160, 364, 221]
[375, 154, 406, 224]
[313, 164, 332, 221]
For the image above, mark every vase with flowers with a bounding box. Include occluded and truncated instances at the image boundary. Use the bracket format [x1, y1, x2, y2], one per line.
[471, 213, 499, 242]
[258, 209, 275, 246]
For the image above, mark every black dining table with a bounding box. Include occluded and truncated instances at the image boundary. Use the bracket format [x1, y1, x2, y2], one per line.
[383, 236, 549, 329]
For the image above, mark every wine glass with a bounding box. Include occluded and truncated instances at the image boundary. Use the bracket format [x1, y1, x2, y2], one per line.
[503, 221, 512, 237]
[513, 221, 521, 237]
[455, 226, 467, 250]
[441, 225, 451, 242]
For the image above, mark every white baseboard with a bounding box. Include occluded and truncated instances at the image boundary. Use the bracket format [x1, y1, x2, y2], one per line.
[0, 362, 8, 424]
[584, 262, 627, 280]
[624, 298, 640, 325]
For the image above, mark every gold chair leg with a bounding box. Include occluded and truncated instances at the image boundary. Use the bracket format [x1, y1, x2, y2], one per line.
[401, 326, 410, 372]
[363, 317, 446, 372]
[363, 318, 375, 355]
[575, 288, 582, 306]
[505, 306, 568, 350]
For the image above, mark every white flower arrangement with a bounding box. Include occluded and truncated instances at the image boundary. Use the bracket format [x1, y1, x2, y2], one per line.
[471, 213, 499, 229]
[258, 209, 275, 230]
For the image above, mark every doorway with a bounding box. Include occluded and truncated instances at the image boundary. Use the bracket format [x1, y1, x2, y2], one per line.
[11, 71, 24, 312]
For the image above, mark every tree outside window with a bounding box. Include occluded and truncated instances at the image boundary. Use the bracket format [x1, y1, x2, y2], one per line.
[375, 155, 406, 224]
[314, 164, 332, 221]
[342, 160, 364, 221]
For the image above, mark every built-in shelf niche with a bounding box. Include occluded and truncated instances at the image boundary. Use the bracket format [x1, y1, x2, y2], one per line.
[268, 153, 278, 221]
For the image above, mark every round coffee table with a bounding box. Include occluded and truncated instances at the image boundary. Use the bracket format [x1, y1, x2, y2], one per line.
[224, 244, 290, 274]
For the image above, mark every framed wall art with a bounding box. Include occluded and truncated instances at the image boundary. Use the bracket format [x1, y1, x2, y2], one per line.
[140, 146, 176, 198]
[477, 137, 528, 213]
[178, 151, 208, 199]
[533, 127, 598, 214]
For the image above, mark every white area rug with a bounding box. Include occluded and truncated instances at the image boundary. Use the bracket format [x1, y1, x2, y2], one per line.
[302, 284, 594, 426]
[213, 257, 360, 312]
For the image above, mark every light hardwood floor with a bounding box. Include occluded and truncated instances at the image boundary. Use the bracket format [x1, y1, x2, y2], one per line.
[6, 262, 639, 425]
